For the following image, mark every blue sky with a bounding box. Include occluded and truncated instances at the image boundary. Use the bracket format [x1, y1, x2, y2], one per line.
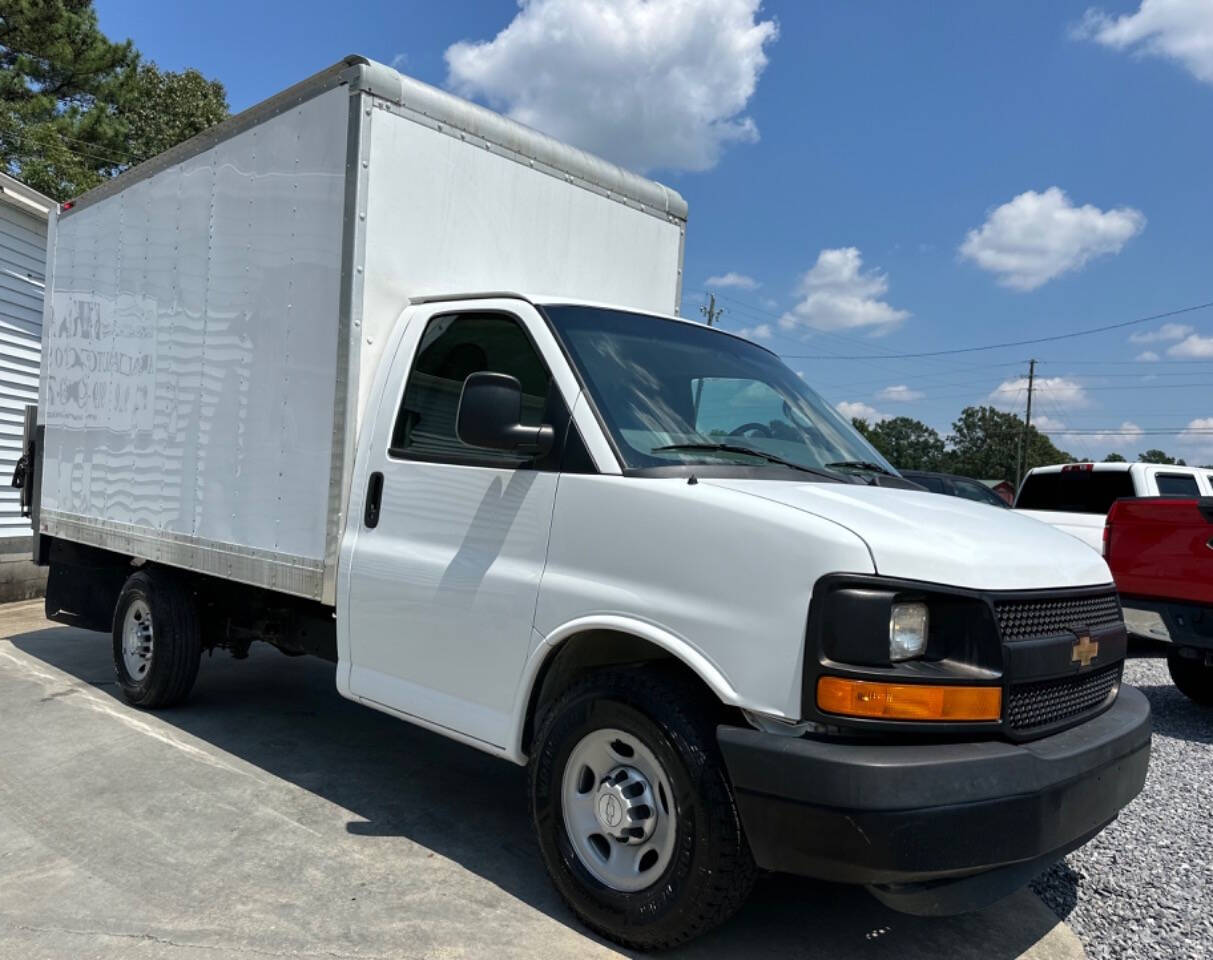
[94, 0, 1213, 463]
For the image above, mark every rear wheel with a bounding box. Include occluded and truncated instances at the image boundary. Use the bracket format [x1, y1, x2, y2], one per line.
[529, 667, 755, 950]
[112, 569, 202, 708]
[1167, 651, 1213, 705]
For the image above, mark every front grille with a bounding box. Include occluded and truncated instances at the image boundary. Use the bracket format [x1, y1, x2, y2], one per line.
[1005, 663, 1121, 731]
[994, 591, 1122, 641]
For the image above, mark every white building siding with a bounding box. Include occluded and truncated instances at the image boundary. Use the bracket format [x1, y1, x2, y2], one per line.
[0, 196, 47, 538]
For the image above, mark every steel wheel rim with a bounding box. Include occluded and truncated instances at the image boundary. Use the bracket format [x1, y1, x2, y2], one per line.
[122, 598, 154, 680]
[561, 727, 677, 893]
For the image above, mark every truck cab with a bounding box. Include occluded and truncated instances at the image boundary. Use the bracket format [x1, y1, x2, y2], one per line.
[328, 291, 1152, 943]
[1016, 461, 1213, 550]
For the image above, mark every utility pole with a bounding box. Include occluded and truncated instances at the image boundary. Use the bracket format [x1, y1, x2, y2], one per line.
[1014, 358, 1037, 490]
[694, 293, 724, 418]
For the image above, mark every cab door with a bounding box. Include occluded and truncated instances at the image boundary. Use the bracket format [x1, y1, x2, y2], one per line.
[343, 301, 571, 749]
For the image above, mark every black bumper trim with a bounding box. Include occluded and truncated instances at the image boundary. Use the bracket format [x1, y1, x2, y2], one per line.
[1122, 597, 1213, 651]
[718, 684, 1151, 889]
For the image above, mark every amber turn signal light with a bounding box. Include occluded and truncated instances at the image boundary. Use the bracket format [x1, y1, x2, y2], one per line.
[817, 676, 1001, 722]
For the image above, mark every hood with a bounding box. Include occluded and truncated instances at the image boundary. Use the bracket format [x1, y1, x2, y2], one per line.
[702, 478, 1113, 591]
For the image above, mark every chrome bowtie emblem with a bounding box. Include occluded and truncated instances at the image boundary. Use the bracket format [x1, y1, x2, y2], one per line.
[1072, 632, 1099, 668]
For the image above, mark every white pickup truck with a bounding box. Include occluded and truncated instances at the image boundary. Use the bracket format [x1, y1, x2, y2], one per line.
[20, 56, 1151, 949]
[1016, 461, 1213, 550]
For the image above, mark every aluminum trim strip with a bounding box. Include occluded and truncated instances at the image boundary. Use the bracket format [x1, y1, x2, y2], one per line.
[41, 510, 325, 600]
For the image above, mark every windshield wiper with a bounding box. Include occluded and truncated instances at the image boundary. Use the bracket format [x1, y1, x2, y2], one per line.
[826, 460, 898, 478]
[651, 443, 846, 482]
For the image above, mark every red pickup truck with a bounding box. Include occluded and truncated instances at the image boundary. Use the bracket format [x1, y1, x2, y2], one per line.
[1104, 497, 1213, 703]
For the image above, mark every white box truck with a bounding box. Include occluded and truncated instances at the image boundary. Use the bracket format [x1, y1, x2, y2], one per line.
[21, 56, 1150, 949]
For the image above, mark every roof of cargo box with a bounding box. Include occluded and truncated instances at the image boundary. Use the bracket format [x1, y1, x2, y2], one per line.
[60, 55, 688, 223]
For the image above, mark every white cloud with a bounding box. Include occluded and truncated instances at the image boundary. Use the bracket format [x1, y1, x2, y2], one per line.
[444, 0, 778, 173]
[1167, 333, 1213, 357]
[1031, 413, 1067, 434]
[836, 400, 887, 422]
[1180, 417, 1213, 447]
[1083, 421, 1145, 444]
[706, 272, 758, 289]
[876, 384, 924, 403]
[1136, 350, 1160, 361]
[779, 248, 910, 336]
[737, 323, 772, 340]
[1075, 0, 1213, 85]
[1042, 420, 1144, 447]
[390, 52, 408, 69]
[958, 187, 1145, 291]
[1128, 322, 1193, 343]
[990, 376, 1091, 408]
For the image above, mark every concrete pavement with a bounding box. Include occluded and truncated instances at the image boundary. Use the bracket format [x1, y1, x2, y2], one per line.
[0, 600, 1083, 959]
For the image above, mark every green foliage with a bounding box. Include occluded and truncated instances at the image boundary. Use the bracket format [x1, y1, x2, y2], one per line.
[947, 405, 1072, 482]
[854, 416, 947, 471]
[0, 1, 228, 200]
[1137, 449, 1185, 465]
[1102, 452, 1127, 462]
[125, 62, 227, 164]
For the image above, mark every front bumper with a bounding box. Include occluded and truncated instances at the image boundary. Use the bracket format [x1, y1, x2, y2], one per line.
[718, 684, 1151, 914]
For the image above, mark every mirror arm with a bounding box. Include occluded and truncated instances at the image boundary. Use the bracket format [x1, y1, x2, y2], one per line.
[510, 423, 555, 456]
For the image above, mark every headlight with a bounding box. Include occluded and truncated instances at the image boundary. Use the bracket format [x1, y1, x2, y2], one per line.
[889, 601, 928, 661]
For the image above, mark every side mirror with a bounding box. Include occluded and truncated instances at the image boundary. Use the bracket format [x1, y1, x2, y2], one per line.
[456, 372, 554, 456]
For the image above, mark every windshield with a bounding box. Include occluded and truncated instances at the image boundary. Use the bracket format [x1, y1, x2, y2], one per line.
[543, 305, 896, 476]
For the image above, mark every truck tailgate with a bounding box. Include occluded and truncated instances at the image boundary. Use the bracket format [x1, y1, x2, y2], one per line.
[1105, 498, 1213, 606]
[1014, 509, 1105, 551]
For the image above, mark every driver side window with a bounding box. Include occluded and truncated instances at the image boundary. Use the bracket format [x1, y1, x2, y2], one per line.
[390, 312, 551, 466]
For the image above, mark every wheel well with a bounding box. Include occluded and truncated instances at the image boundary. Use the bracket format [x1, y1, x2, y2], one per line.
[521, 630, 740, 756]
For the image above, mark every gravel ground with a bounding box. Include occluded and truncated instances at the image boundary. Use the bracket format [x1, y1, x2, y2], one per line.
[1032, 650, 1212, 959]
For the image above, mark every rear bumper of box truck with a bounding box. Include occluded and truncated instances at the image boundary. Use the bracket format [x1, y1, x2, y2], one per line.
[717, 684, 1151, 915]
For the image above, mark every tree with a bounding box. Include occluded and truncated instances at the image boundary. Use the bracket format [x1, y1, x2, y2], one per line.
[948, 406, 1072, 481]
[124, 62, 227, 164]
[855, 416, 947, 471]
[1102, 452, 1127, 462]
[1138, 449, 1185, 465]
[0, 2, 228, 200]
[0, 0, 135, 198]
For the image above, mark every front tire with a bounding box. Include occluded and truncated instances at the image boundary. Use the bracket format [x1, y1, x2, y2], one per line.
[529, 668, 755, 950]
[113, 569, 202, 708]
[1168, 650, 1213, 705]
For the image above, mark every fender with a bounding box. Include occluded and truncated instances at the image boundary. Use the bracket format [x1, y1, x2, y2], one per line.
[509, 613, 749, 762]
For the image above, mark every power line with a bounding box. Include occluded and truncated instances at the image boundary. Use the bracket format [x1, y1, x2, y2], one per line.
[1044, 428, 1213, 436]
[0, 127, 133, 168]
[779, 300, 1213, 360]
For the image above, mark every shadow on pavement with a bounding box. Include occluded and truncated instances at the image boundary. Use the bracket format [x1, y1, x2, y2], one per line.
[8, 621, 1069, 959]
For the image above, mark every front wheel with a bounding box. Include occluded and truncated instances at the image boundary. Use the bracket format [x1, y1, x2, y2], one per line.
[1168, 650, 1213, 705]
[113, 569, 202, 708]
[529, 668, 755, 950]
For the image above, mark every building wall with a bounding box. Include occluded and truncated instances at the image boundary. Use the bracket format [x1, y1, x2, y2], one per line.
[0, 181, 49, 599]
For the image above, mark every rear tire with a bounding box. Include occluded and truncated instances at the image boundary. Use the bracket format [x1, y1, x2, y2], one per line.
[112, 569, 202, 708]
[529, 667, 755, 950]
[1167, 651, 1213, 705]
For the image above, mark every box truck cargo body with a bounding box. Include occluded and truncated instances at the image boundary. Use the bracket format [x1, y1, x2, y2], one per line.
[39, 56, 686, 605]
[26, 56, 1151, 950]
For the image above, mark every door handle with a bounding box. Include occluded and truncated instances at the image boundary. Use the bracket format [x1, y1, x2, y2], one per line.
[364, 471, 384, 529]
